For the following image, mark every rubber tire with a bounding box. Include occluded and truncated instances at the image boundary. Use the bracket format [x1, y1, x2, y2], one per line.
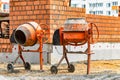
[50, 66, 58, 74]
[24, 62, 31, 70]
[7, 63, 14, 73]
[68, 64, 75, 73]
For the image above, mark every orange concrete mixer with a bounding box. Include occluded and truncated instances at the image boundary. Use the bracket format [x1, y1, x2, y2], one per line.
[51, 18, 99, 74]
[7, 22, 47, 72]
[14, 22, 40, 46]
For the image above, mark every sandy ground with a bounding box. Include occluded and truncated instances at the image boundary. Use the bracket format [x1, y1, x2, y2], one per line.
[0, 60, 120, 80]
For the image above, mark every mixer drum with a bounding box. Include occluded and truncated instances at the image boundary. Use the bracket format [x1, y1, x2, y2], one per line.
[14, 22, 41, 46]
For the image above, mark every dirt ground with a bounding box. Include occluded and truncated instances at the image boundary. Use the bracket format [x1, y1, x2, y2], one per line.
[0, 60, 120, 80]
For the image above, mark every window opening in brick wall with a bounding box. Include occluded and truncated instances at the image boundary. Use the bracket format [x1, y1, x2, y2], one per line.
[3, 3, 9, 12]
[0, 21, 12, 53]
[1, 22, 9, 39]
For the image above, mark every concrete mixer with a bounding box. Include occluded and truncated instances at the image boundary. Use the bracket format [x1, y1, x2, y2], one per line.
[7, 22, 46, 72]
[50, 18, 99, 74]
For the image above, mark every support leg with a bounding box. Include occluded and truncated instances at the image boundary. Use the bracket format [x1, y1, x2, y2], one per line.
[19, 52, 25, 65]
[13, 54, 20, 64]
[87, 38, 91, 74]
[39, 36, 43, 70]
[57, 45, 70, 67]
[18, 45, 25, 65]
[63, 45, 70, 67]
[56, 45, 66, 67]
[87, 54, 91, 74]
[57, 56, 64, 67]
[40, 52, 43, 70]
[65, 53, 70, 67]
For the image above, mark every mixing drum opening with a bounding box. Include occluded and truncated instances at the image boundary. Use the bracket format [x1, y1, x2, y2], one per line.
[15, 30, 26, 45]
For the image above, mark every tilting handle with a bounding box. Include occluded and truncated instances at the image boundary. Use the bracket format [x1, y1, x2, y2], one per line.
[88, 23, 99, 44]
[39, 23, 50, 43]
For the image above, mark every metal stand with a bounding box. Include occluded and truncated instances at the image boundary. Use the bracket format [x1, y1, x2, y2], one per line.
[50, 31, 92, 74]
[87, 39, 91, 74]
[50, 22, 99, 74]
[7, 45, 31, 73]
[7, 31, 44, 72]
[50, 44, 75, 74]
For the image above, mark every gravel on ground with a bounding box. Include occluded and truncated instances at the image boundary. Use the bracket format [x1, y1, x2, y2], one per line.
[0, 60, 120, 80]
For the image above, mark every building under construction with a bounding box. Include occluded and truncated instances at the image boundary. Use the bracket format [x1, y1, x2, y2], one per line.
[0, 0, 120, 74]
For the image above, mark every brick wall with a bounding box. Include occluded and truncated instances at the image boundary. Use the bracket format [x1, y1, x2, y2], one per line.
[10, 0, 85, 43]
[86, 14, 120, 42]
[49, 0, 120, 43]
[9, 0, 120, 46]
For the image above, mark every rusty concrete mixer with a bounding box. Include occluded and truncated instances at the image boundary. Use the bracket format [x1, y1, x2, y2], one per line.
[7, 22, 47, 72]
[50, 18, 99, 74]
[14, 22, 40, 46]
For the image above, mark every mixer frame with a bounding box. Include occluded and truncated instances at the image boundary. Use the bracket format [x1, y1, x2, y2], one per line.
[7, 30, 44, 72]
[51, 23, 99, 74]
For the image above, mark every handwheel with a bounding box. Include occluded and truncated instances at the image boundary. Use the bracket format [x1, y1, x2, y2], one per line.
[68, 64, 75, 73]
[50, 65, 58, 74]
[7, 63, 14, 73]
[24, 62, 31, 70]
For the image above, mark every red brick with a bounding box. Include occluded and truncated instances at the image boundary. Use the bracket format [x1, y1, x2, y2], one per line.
[45, 5, 50, 9]
[31, 6, 35, 10]
[40, 10, 46, 14]
[27, 11, 33, 15]
[41, 5, 45, 9]
[40, 1, 47, 4]
[40, 20, 47, 24]
[23, 16, 29, 19]
[26, 6, 32, 10]
[27, 1, 33, 5]
[29, 15, 37, 19]
[21, 6, 26, 10]
[13, 16, 17, 20]
[14, 2, 19, 6]
[44, 15, 50, 19]
[20, 11, 26, 15]
[34, 10, 39, 14]
[36, 15, 43, 19]
[35, 5, 39, 10]
[20, 2, 27, 6]
[34, 1, 40, 5]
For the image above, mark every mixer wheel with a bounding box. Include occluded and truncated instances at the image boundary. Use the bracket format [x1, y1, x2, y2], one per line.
[68, 64, 75, 73]
[7, 63, 14, 73]
[50, 65, 58, 74]
[24, 62, 31, 70]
